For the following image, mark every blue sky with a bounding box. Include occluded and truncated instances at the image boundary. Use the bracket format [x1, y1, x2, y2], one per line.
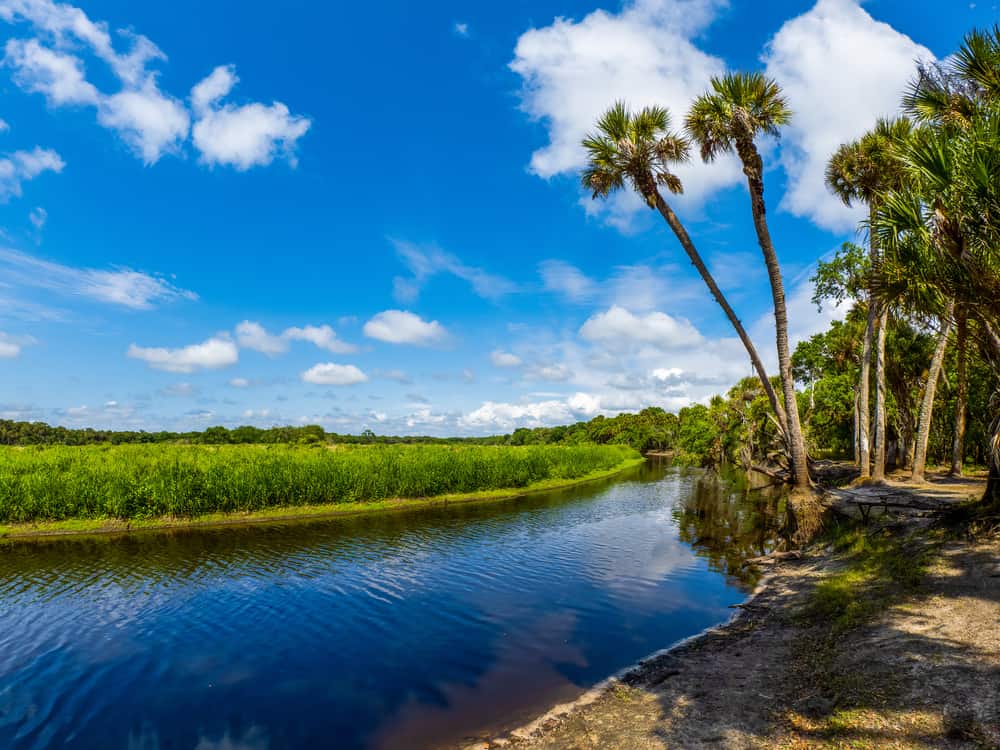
[0, 0, 993, 435]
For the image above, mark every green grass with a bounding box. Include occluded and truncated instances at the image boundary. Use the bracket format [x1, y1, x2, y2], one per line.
[799, 522, 932, 633]
[0, 443, 641, 528]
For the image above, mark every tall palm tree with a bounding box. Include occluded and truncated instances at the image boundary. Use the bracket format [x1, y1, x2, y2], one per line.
[581, 102, 788, 436]
[825, 118, 912, 482]
[685, 73, 811, 492]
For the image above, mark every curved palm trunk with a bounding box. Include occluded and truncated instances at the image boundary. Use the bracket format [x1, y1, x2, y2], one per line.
[857, 304, 875, 476]
[653, 193, 788, 436]
[872, 307, 889, 481]
[734, 142, 811, 491]
[912, 305, 955, 482]
[950, 306, 968, 476]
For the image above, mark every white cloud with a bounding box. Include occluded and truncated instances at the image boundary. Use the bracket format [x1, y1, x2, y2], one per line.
[391, 240, 518, 303]
[454, 22, 469, 37]
[28, 205, 46, 228]
[0, 146, 63, 200]
[191, 65, 311, 170]
[579, 305, 703, 349]
[282, 324, 356, 354]
[510, 0, 742, 221]
[235, 320, 356, 356]
[301, 362, 368, 386]
[128, 335, 238, 373]
[1, 3, 308, 169]
[0, 331, 32, 358]
[363, 309, 449, 346]
[235, 320, 288, 356]
[539, 260, 597, 302]
[490, 349, 523, 368]
[762, 0, 934, 231]
[527, 363, 572, 381]
[3, 37, 99, 105]
[228, 377, 250, 388]
[0, 247, 196, 308]
[97, 81, 189, 164]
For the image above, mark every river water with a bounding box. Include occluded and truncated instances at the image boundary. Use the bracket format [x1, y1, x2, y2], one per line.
[0, 460, 783, 750]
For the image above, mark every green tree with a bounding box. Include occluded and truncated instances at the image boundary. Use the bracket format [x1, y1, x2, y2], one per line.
[686, 73, 811, 495]
[581, 102, 788, 437]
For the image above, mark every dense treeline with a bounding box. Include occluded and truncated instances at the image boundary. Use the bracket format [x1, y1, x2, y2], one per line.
[0, 421, 504, 447]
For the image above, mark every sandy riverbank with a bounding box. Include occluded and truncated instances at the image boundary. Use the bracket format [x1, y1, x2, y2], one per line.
[468, 472, 999, 749]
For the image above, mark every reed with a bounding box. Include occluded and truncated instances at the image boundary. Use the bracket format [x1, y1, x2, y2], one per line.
[0, 443, 639, 523]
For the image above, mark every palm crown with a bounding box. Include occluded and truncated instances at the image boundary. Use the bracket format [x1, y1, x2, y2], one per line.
[825, 117, 913, 207]
[581, 102, 690, 208]
[684, 72, 791, 162]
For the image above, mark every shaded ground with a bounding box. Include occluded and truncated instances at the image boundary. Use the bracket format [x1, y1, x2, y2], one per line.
[467, 472, 999, 749]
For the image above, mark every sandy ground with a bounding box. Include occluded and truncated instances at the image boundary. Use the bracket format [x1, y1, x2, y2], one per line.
[466, 474, 999, 750]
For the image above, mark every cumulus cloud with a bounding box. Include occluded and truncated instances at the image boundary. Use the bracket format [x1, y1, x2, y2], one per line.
[301, 362, 368, 386]
[762, 0, 934, 231]
[236, 320, 356, 356]
[282, 324, 356, 354]
[191, 65, 311, 170]
[3, 37, 99, 105]
[127, 335, 239, 373]
[579, 305, 703, 349]
[97, 81, 189, 164]
[490, 350, 523, 368]
[363, 310, 449, 346]
[0, 146, 63, 200]
[235, 320, 287, 356]
[1, 2, 308, 168]
[0, 247, 196, 308]
[510, 0, 742, 223]
[391, 240, 518, 304]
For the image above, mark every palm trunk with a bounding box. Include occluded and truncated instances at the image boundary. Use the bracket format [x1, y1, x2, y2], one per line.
[735, 142, 810, 491]
[853, 388, 861, 463]
[653, 192, 788, 435]
[857, 303, 875, 476]
[912, 306, 955, 482]
[872, 306, 889, 481]
[950, 306, 968, 476]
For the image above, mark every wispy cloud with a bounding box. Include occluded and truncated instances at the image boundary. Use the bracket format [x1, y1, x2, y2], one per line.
[0, 146, 63, 200]
[391, 240, 518, 303]
[0, 247, 196, 309]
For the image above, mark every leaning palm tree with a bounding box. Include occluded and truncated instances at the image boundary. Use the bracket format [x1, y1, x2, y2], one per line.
[826, 118, 912, 482]
[685, 73, 811, 492]
[581, 102, 788, 436]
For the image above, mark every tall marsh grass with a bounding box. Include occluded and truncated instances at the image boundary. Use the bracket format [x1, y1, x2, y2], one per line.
[0, 443, 639, 523]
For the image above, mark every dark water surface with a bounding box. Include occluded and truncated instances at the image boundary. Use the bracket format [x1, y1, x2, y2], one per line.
[0, 461, 782, 750]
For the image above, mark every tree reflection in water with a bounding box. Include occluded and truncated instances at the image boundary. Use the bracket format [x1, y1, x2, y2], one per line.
[672, 466, 788, 588]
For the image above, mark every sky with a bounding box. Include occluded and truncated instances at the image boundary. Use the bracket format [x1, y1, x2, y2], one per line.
[0, 0, 993, 435]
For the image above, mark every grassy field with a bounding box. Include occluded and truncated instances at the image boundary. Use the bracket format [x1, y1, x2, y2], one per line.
[0, 443, 640, 525]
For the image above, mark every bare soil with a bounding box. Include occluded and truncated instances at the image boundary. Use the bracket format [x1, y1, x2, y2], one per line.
[466, 472, 1000, 750]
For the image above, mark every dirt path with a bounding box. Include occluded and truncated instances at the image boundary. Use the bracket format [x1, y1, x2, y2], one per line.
[468, 474, 999, 749]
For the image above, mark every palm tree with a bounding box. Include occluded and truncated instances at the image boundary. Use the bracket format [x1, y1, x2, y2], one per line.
[685, 73, 811, 492]
[581, 102, 788, 436]
[826, 118, 912, 482]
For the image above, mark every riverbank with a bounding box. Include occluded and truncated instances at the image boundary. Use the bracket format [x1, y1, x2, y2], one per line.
[472, 471, 999, 749]
[0, 454, 646, 541]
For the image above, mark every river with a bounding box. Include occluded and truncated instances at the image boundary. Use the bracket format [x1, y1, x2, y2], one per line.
[0, 460, 783, 749]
